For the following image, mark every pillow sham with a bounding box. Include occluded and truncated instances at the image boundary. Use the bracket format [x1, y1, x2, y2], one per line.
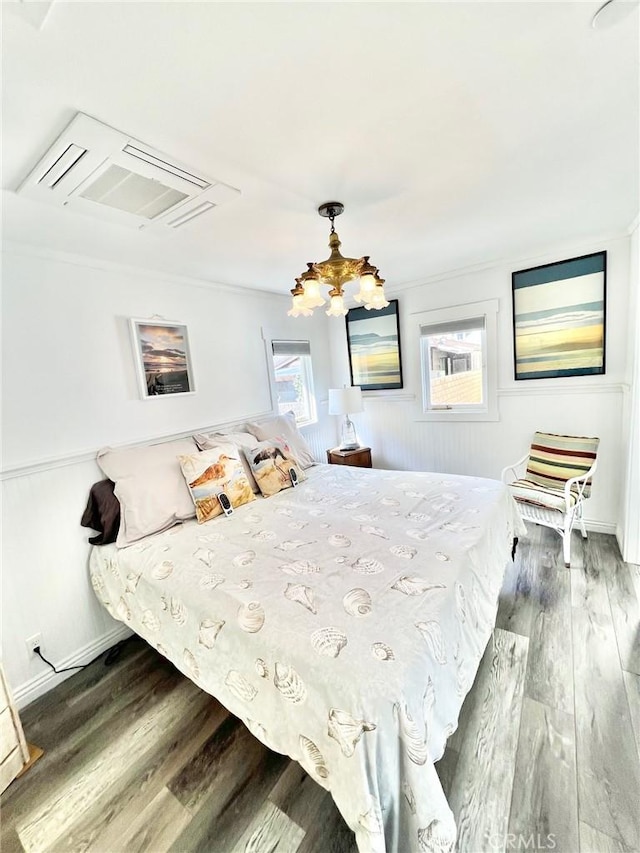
[193, 430, 260, 493]
[81, 479, 121, 545]
[97, 438, 197, 547]
[244, 411, 315, 469]
[178, 444, 256, 523]
[243, 439, 305, 498]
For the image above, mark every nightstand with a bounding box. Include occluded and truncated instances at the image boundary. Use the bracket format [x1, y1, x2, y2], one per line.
[326, 447, 372, 468]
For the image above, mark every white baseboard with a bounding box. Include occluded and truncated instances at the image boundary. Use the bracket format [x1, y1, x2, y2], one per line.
[584, 520, 617, 535]
[14, 624, 133, 710]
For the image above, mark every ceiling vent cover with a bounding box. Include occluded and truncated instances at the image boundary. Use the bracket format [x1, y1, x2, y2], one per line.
[17, 113, 240, 230]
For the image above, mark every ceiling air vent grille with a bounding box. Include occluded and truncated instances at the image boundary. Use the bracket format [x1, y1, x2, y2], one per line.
[38, 143, 87, 188]
[79, 165, 189, 219]
[122, 144, 210, 189]
[166, 201, 216, 229]
[18, 112, 240, 231]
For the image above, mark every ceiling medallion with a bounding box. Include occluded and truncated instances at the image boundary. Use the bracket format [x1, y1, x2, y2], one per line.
[288, 202, 389, 318]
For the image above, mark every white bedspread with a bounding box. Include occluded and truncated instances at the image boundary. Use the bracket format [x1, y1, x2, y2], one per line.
[90, 464, 525, 853]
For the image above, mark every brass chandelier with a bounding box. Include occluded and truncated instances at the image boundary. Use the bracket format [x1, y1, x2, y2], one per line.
[288, 202, 389, 318]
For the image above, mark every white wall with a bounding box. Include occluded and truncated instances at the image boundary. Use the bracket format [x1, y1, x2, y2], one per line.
[1, 245, 337, 705]
[330, 234, 631, 534]
[3, 232, 633, 706]
[620, 221, 640, 562]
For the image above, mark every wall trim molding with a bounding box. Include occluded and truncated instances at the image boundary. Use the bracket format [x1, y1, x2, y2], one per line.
[385, 231, 630, 295]
[13, 624, 133, 710]
[497, 382, 627, 398]
[2, 239, 285, 300]
[0, 408, 276, 481]
[363, 392, 416, 402]
[356, 386, 624, 405]
[6, 227, 633, 306]
[4, 381, 622, 482]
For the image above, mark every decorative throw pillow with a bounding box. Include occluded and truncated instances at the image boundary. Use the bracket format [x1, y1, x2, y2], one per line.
[244, 412, 315, 469]
[81, 479, 121, 545]
[526, 431, 600, 497]
[97, 438, 197, 547]
[178, 444, 256, 523]
[243, 439, 305, 498]
[193, 430, 260, 494]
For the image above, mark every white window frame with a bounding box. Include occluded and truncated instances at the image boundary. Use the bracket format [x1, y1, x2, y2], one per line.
[271, 339, 318, 427]
[415, 299, 499, 422]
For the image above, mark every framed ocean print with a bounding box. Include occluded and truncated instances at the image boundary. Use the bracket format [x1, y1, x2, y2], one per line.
[345, 299, 403, 390]
[511, 251, 606, 380]
[130, 318, 195, 398]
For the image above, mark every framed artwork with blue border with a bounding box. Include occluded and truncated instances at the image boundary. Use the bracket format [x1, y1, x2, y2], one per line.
[345, 299, 403, 390]
[511, 251, 606, 380]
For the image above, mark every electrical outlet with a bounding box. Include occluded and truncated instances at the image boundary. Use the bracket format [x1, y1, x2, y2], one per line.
[26, 633, 42, 654]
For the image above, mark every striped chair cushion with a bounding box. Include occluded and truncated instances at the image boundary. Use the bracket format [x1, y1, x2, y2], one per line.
[509, 478, 577, 512]
[526, 432, 599, 498]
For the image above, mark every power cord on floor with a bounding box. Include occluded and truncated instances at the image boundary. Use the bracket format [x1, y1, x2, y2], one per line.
[33, 640, 126, 675]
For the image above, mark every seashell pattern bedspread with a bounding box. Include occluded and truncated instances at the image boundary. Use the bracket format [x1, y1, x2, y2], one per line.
[90, 464, 525, 853]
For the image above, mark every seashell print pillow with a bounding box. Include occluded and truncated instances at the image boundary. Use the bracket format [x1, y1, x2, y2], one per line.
[178, 443, 256, 523]
[243, 439, 306, 498]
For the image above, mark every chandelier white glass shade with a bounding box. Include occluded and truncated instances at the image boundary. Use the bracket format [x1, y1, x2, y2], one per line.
[288, 202, 389, 318]
[328, 386, 364, 451]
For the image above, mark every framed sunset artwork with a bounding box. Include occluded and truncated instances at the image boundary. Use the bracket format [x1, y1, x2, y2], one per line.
[345, 300, 403, 391]
[511, 252, 606, 380]
[130, 318, 195, 398]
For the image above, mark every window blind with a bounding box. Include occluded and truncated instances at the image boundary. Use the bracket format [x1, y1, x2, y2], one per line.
[272, 340, 311, 357]
[419, 316, 485, 337]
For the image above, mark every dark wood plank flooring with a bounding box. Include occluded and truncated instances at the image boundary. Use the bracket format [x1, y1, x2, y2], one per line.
[2, 525, 639, 852]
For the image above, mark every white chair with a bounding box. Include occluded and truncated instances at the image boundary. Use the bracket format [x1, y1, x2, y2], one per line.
[501, 431, 599, 568]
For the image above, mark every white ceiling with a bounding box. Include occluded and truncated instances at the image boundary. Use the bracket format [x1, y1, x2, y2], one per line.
[2, 1, 638, 295]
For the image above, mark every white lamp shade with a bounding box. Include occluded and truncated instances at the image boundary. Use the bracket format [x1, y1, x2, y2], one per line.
[328, 386, 363, 416]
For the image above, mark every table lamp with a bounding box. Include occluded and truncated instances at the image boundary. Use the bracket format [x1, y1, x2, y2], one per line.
[328, 386, 364, 451]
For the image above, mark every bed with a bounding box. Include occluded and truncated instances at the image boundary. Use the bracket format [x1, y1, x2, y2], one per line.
[90, 462, 525, 853]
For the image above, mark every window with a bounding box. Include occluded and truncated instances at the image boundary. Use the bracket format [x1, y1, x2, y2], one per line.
[416, 299, 499, 422]
[421, 316, 486, 411]
[271, 340, 317, 426]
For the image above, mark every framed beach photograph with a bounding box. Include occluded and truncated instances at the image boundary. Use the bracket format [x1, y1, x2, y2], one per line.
[512, 251, 606, 380]
[345, 299, 403, 391]
[130, 318, 195, 398]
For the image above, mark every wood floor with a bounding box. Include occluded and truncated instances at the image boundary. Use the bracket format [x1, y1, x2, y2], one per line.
[2, 524, 639, 853]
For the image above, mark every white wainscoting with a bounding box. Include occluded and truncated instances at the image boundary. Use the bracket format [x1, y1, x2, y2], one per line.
[349, 384, 624, 536]
[1, 245, 340, 707]
[332, 234, 632, 544]
[1, 416, 337, 710]
[3, 456, 119, 708]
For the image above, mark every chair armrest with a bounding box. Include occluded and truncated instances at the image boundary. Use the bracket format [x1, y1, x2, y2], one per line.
[563, 458, 598, 509]
[501, 452, 528, 484]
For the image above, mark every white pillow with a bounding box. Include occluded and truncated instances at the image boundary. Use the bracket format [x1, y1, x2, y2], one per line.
[97, 438, 197, 547]
[194, 431, 260, 493]
[245, 412, 315, 469]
